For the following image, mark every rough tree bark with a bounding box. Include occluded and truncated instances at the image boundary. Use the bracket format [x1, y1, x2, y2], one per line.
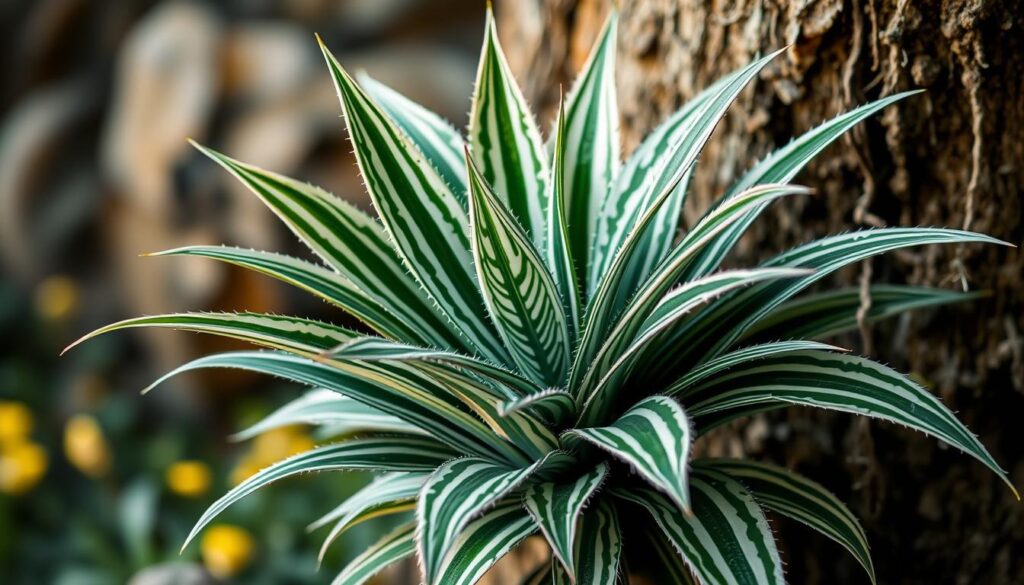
[500, 1, 1023, 583]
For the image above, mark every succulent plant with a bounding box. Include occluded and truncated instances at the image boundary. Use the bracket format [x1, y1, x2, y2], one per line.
[69, 7, 1015, 585]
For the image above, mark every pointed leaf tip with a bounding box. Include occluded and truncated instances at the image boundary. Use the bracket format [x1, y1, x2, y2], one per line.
[322, 33, 513, 365]
[566, 396, 694, 512]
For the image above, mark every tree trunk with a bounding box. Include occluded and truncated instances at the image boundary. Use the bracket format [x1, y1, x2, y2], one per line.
[500, 1, 1023, 583]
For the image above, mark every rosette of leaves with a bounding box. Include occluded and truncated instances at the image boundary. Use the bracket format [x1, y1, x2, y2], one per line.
[69, 8, 1016, 585]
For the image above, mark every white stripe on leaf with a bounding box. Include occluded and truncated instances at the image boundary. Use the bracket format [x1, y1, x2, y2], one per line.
[467, 151, 571, 387]
[469, 7, 549, 248]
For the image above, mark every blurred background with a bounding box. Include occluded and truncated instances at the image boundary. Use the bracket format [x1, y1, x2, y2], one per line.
[0, 0, 487, 583]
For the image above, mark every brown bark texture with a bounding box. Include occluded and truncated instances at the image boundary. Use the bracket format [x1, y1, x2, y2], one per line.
[500, 1, 1023, 583]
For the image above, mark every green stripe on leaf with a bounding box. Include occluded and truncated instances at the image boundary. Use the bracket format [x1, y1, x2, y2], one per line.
[564, 396, 693, 511]
[332, 521, 416, 585]
[183, 437, 455, 551]
[417, 451, 571, 583]
[467, 150, 571, 386]
[683, 350, 1015, 496]
[614, 468, 784, 585]
[700, 458, 875, 583]
[469, 7, 549, 247]
[523, 463, 609, 580]
[320, 37, 511, 367]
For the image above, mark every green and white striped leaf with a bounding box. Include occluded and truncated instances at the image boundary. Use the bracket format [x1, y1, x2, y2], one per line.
[469, 7, 548, 246]
[191, 144, 465, 351]
[701, 459, 875, 583]
[743, 285, 983, 342]
[577, 268, 811, 426]
[320, 38, 510, 366]
[614, 468, 784, 585]
[730, 91, 921, 197]
[332, 521, 416, 585]
[312, 472, 425, 562]
[564, 396, 692, 511]
[634, 270, 809, 351]
[655, 228, 1007, 373]
[183, 436, 455, 550]
[65, 312, 354, 358]
[562, 10, 619, 282]
[311, 471, 424, 532]
[311, 471, 423, 532]
[573, 184, 810, 403]
[523, 463, 609, 580]
[588, 73, 732, 296]
[666, 340, 843, 398]
[148, 246, 424, 343]
[430, 500, 537, 585]
[144, 351, 517, 463]
[574, 50, 786, 371]
[501, 389, 576, 426]
[232, 390, 419, 441]
[330, 348, 551, 460]
[733, 228, 1005, 350]
[467, 152, 571, 386]
[640, 524, 698, 585]
[358, 73, 468, 199]
[545, 98, 583, 337]
[686, 91, 921, 279]
[349, 361, 555, 462]
[425, 365, 558, 461]
[329, 336, 540, 396]
[418, 451, 572, 583]
[683, 350, 1015, 494]
[563, 497, 621, 585]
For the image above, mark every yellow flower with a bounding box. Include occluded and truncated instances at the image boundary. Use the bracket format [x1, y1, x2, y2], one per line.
[229, 426, 315, 486]
[0, 401, 33, 445]
[286, 434, 315, 457]
[0, 441, 48, 495]
[166, 460, 212, 497]
[64, 414, 112, 478]
[229, 454, 262, 487]
[201, 524, 255, 579]
[251, 426, 315, 464]
[34, 275, 79, 321]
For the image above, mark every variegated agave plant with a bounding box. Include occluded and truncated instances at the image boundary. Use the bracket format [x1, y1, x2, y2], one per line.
[68, 8, 1015, 585]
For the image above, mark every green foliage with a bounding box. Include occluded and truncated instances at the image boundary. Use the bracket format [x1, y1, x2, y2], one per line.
[72, 7, 1015, 584]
